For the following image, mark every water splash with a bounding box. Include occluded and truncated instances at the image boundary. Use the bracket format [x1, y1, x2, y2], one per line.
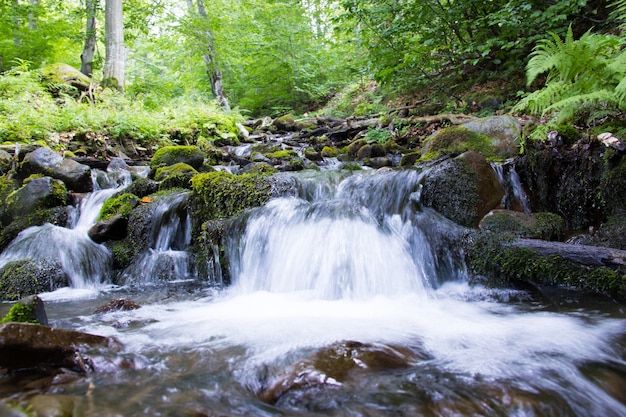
[119, 191, 194, 284]
[492, 160, 532, 214]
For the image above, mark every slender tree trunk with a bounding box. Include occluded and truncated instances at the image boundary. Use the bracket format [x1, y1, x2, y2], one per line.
[195, 0, 230, 111]
[13, 0, 21, 47]
[80, 0, 97, 77]
[28, 0, 39, 30]
[104, 0, 125, 91]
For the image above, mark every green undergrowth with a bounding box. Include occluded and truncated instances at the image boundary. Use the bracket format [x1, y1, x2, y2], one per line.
[0, 67, 244, 149]
[0, 302, 37, 324]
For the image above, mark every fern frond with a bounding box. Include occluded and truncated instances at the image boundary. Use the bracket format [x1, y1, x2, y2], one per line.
[545, 90, 617, 114]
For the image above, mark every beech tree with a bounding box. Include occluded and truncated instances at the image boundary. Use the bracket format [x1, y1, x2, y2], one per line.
[104, 0, 125, 90]
[80, 0, 97, 77]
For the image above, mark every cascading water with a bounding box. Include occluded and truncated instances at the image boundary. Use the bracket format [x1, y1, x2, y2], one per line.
[10, 168, 625, 416]
[118, 190, 194, 285]
[492, 160, 532, 214]
[0, 167, 131, 288]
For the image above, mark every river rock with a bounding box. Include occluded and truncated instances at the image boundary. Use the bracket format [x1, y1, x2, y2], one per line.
[0, 295, 49, 325]
[94, 298, 141, 313]
[479, 209, 565, 241]
[422, 153, 503, 228]
[0, 149, 12, 174]
[150, 145, 205, 171]
[21, 147, 92, 192]
[458, 151, 504, 219]
[89, 214, 128, 243]
[6, 176, 67, 218]
[0, 259, 69, 301]
[259, 341, 421, 405]
[462, 115, 521, 158]
[0, 322, 121, 371]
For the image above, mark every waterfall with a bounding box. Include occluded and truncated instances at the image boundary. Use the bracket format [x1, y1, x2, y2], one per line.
[118, 190, 194, 285]
[226, 169, 460, 300]
[0, 167, 131, 288]
[492, 160, 532, 214]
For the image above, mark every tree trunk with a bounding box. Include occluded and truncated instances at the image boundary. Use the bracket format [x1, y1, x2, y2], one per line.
[195, 0, 230, 111]
[103, 0, 125, 91]
[80, 0, 97, 77]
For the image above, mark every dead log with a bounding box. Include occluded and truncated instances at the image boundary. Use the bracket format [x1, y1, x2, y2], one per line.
[509, 239, 626, 268]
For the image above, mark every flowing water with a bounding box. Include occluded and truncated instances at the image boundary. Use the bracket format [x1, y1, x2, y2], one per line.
[2, 168, 626, 416]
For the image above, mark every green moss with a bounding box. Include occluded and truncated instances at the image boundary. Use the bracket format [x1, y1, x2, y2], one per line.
[342, 163, 363, 171]
[420, 126, 495, 161]
[480, 211, 565, 241]
[321, 146, 339, 157]
[346, 139, 368, 157]
[191, 172, 272, 227]
[0, 302, 38, 324]
[0, 175, 17, 224]
[535, 212, 565, 241]
[467, 232, 626, 296]
[150, 145, 205, 170]
[154, 162, 198, 182]
[399, 152, 421, 167]
[99, 193, 139, 221]
[108, 241, 135, 270]
[265, 149, 298, 160]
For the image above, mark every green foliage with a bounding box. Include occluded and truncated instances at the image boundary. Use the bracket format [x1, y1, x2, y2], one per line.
[514, 26, 626, 123]
[321, 81, 389, 118]
[99, 193, 139, 221]
[338, 0, 599, 96]
[364, 128, 392, 144]
[0, 302, 37, 324]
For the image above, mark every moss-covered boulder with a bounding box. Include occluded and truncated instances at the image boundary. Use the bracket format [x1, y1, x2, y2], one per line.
[0, 175, 17, 224]
[41, 63, 92, 93]
[420, 126, 496, 161]
[150, 146, 205, 171]
[191, 172, 272, 226]
[6, 176, 67, 219]
[98, 193, 140, 222]
[421, 153, 502, 228]
[461, 115, 521, 159]
[479, 210, 565, 241]
[154, 162, 198, 190]
[0, 295, 48, 325]
[400, 151, 421, 167]
[0, 259, 68, 301]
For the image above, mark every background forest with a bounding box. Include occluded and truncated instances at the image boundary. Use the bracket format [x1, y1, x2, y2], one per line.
[0, 0, 625, 146]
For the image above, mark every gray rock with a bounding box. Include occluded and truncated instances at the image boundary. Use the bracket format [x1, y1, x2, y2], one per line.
[21, 147, 92, 192]
[462, 115, 522, 159]
[7, 176, 67, 217]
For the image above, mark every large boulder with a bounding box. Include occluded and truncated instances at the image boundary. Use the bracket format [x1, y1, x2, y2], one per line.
[41, 63, 92, 93]
[0, 259, 69, 301]
[421, 153, 503, 228]
[461, 115, 522, 159]
[6, 176, 67, 218]
[21, 147, 92, 192]
[0, 322, 121, 371]
[150, 146, 205, 171]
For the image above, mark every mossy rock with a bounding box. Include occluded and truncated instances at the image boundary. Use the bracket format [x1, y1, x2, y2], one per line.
[0, 295, 47, 324]
[421, 158, 480, 228]
[122, 177, 159, 198]
[569, 214, 626, 250]
[400, 152, 421, 167]
[6, 176, 67, 218]
[0, 175, 18, 225]
[480, 210, 565, 241]
[150, 146, 205, 171]
[347, 139, 368, 157]
[240, 162, 278, 174]
[420, 126, 496, 162]
[99, 193, 140, 221]
[0, 259, 68, 301]
[265, 149, 298, 160]
[321, 146, 339, 157]
[191, 171, 272, 228]
[0, 150, 12, 174]
[41, 63, 92, 94]
[154, 162, 198, 191]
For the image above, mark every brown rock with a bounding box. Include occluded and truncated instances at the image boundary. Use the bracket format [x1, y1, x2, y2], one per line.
[458, 151, 504, 221]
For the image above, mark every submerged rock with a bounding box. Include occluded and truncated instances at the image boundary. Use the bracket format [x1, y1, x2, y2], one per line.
[94, 298, 141, 314]
[258, 341, 422, 405]
[0, 322, 121, 371]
